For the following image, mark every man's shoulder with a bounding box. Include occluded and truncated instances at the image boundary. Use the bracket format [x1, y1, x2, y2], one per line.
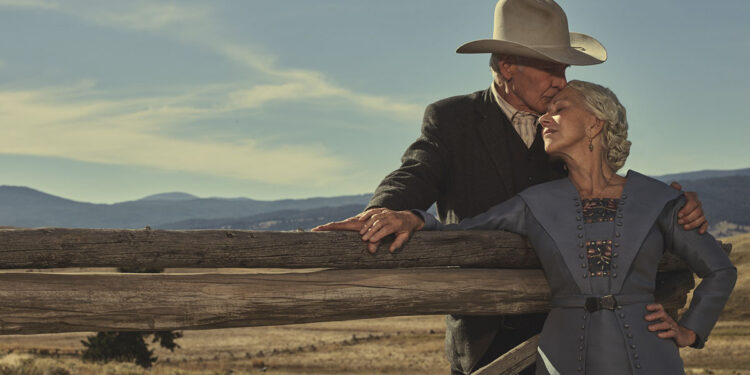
[428, 88, 487, 111]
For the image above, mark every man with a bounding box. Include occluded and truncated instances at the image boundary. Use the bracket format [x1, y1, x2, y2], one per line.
[314, 1, 707, 374]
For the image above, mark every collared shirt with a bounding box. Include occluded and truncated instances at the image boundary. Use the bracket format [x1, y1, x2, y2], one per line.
[491, 82, 539, 148]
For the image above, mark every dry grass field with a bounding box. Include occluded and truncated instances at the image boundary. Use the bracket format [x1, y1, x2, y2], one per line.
[0, 233, 748, 374]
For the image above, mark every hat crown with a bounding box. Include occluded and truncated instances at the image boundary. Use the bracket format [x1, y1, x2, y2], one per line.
[493, 0, 571, 48]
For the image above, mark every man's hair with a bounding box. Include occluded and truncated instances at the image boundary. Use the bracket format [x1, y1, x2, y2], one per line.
[566, 80, 631, 172]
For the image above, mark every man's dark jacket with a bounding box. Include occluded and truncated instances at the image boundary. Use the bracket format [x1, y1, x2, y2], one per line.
[367, 87, 565, 374]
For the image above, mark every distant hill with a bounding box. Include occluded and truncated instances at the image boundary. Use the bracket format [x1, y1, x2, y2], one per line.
[653, 168, 750, 184]
[0, 166, 747, 231]
[0, 186, 371, 229]
[157, 204, 367, 231]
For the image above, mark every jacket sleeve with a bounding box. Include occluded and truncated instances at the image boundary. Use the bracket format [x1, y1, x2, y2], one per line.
[413, 195, 528, 236]
[366, 103, 449, 211]
[659, 196, 737, 349]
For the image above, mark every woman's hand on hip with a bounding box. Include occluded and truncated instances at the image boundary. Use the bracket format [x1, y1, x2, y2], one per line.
[644, 303, 697, 347]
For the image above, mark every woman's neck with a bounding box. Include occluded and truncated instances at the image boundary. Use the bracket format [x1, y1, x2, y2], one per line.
[562, 150, 625, 199]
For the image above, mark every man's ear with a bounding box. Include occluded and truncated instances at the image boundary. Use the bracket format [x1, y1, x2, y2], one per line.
[499, 58, 515, 81]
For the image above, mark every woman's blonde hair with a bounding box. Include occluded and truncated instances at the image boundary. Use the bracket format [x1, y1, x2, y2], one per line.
[566, 80, 631, 172]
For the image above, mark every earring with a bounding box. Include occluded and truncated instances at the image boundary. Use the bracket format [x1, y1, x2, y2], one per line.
[588, 136, 594, 152]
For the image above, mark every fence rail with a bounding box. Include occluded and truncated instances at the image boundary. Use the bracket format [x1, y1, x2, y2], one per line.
[0, 228, 720, 335]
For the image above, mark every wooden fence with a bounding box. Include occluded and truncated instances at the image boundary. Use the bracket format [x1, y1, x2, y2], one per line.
[0, 227, 722, 373]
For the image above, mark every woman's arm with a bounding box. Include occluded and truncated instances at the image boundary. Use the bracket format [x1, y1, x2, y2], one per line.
[357, 195, 529, 253]
[655, 196, 737, 348]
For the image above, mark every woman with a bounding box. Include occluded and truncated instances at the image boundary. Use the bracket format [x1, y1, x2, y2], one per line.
[332, 81, 737, 374]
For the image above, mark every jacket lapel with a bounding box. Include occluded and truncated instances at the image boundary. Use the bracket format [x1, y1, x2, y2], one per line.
[519, 178, 592, 294]
[473, 88, 515, 198]
[610, 171, 682, 293]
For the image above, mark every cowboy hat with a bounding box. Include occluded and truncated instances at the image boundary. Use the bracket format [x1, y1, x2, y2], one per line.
[457, 0, 607, 66]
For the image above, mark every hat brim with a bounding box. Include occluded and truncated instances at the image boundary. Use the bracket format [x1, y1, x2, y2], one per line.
[456, 32, 607, 66]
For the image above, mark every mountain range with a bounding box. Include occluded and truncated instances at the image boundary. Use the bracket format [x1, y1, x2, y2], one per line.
[0, 167, 747, 232]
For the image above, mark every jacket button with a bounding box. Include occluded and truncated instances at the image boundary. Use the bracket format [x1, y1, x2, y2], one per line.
[633, 353, 639, 359]
[614, 242, 620, 247]
[636, 363, 641, 369]
[578, 225, 583, 230]
[615, 232, 621, 237]
[579, 254, 584, 259]
[624, 324, 630, 329]
[583, 273, 588, 278]
[612, 272, 618, 278]
[581, 263, 587, 268]
[579, 335, 584, 341]
[578, 233, 584, 238]
[627, 333, 633, 338]
[620, 313, 625, 318]
[630, 344, 636, 349]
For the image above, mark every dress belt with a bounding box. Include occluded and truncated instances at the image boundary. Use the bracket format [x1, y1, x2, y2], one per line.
[551, 293, 654, 313]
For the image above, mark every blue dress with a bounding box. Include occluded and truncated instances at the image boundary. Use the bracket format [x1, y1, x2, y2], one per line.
[417, 171, 736, 375]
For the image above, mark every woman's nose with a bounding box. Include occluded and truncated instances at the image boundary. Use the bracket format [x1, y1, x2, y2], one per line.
[539, 113, 552, 128]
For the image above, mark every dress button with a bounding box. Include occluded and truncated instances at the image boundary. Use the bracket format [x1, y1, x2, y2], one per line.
[579, 254, 584, 259]
[579, 242, 584, 248]
[620, 313, 625, 318]
[577, 225, 583, 230]
[583, 273, 588, 278]
[630, 344, 636, 349]
[615, 232, 621, 237]
[624, 324, 630, 329]
[633, 353, 639, 359]
[617, 305, 623, 310]
[578, 233, 584, 238]
[581, 263, 587, 268]
[636, 363, 641, 369]
[579, 335, 584, 341]
[614, 242, 619, 247]
[576, 216, 582, 221]
[627, 333, 633, 338]
[612, 272, 618, 278]
[581, 324, 585, 330]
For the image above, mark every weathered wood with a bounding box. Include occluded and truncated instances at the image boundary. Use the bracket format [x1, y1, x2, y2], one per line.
[0, 269, 548, 334]
[0, 228, 727, 270]
[471, 335, 540, 375]
[0, 267, 692, 335]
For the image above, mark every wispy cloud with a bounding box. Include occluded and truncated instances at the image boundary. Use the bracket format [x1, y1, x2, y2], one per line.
[0, 1, 422, 188]
[0, 83, 348, 185]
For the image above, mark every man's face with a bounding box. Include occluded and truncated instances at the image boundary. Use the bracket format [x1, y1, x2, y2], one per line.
[505, 57, 568, 114]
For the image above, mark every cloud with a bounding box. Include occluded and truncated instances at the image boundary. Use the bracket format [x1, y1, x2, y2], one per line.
[0, 84, 348, 185]
[0, 1, 423, 188]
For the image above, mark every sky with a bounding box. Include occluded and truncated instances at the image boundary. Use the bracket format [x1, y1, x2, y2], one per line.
[0, 0, 747, 203]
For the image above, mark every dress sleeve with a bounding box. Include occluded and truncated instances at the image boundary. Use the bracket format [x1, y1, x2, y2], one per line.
[413, 195, 528, 236]
[659, 196, 737, 348]
[366, 103, 448, 211]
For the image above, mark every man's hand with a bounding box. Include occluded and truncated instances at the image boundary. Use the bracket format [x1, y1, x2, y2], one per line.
[670, 182, 708, 234]
[358, 208, 425, 253]
[311, 211, 370, 232]
[645, 303, 697, 348]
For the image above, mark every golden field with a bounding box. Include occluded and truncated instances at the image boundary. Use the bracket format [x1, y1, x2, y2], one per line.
[0, 233, 748, 374]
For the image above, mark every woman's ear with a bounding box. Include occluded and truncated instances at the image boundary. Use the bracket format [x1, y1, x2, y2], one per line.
[589, 118, 605, 138]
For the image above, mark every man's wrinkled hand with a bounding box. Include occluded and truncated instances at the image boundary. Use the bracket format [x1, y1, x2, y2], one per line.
[670, 182, 708, 234]
[358, 208, 424, 253]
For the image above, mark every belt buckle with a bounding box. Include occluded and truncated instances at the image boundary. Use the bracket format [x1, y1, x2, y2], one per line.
[584, 295, 618, 312]
[600, 295, 618, 310]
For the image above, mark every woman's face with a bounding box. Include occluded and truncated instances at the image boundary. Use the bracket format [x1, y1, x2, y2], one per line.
[538, 86, 599, 157]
